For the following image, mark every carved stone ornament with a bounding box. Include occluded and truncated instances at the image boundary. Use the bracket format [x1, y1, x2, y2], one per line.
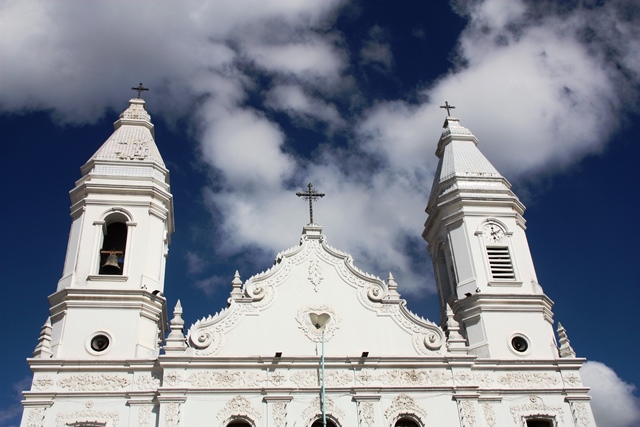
[326, 370, 352, 386]
[33, 375, 54, 390]
[359, 401, 376, 427]
[291, 370, 319, 388]
[272, 401, 287, 427]
[296, 305, 341, 343]
[56, 401, 119, 427]
[163, 372, 184, 386]
[564, 373, 582, 387]
[384, 394, 427, 427]
[165, 402, 180, 427]
[356, 370, 374, 385]
[571, 401, 592, 427]
[187, 370, 263, 388]
[217, 395, 261, 423]
[509, 395, 564, 423]
[138, 405, 153, 427]
[454, 372, 493, 387]
[308, 259, 324, 292]
[498, 372, 559, 388]
[135, 374, 161, 390]
[27, 408, 45, 427]
[269, 371, 287, 386]
[459, 400, 477, 426]
[482, 403, 497, 427]
[378, 369, 450, 386]
[58, 374, 130, 391]
[302, 396, 344, 425]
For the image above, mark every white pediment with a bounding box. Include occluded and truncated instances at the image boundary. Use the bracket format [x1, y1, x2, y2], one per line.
[186, 225, 444, 357]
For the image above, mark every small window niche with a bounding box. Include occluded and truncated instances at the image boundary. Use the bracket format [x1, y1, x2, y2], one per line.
[395, 418, 421, 427]
[99, 215, 128, 275]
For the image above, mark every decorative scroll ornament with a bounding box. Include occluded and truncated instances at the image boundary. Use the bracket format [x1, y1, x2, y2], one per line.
[356, 370, 374, 385]
[296, 305, 341, 343]
[498, 372, 559, 388]
[384, 394, 427, 427]
[509, 395, 564, 423]
[217, 396, 261, 423]
[308, 259, 324, 292]
[327, 371, 352, 386]
[58, 374, 130, 391]
[56, 401, 119, 427]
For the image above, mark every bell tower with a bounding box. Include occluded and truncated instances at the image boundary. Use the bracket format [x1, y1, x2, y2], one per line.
[47, 95, 174, 359]
[423, 115, 557, 359]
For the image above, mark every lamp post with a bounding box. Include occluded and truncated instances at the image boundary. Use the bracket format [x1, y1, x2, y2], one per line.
[310, 313, 330, 427]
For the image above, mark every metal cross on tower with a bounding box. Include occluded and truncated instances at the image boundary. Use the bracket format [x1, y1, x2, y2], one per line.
[131, 83, 149, 99]
[296, 183, 325, 225]
[440, 101, 455, 116]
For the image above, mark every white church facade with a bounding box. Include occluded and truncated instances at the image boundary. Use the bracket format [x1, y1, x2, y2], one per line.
[20, 97, 596, 427]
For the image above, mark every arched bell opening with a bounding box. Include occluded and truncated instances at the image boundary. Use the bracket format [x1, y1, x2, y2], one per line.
[99, 212, 129, 275]
[394, 418, 421, 427]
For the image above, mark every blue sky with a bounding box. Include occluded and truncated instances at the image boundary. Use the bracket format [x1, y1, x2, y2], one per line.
[1, 1, 640, 426]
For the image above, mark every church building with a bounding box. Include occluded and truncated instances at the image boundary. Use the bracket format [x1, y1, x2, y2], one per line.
[20, 96, 597, 426]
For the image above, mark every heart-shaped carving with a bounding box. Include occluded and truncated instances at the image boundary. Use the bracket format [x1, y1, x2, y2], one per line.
[309, 312, 331, 330]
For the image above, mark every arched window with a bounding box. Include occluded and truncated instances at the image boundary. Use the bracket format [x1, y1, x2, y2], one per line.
[311, 420, 337, 427]
[526, 420, 553, 427]
[395, 418, 420, 427]
[227, 422, 252, 427]
[99, 213, 128, 275]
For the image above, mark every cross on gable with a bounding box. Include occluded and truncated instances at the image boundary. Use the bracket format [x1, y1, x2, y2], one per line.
[439, 101, 455, 116]
[131, 83, 149, 99]
[296, 183, 325, 224]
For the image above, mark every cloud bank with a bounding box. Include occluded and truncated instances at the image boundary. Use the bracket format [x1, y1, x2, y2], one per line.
[582, 361, 640, 427]
[1, 0, 639, 293]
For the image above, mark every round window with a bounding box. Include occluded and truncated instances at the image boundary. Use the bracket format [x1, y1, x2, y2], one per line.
[90, 334, 110, 352]
[511, 335, 529, 352]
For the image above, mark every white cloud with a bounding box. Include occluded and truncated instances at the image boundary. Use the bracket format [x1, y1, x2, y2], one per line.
[581, 361, 640, 427]
[265, 84, 345, 131]
[359, 25, 394, 73]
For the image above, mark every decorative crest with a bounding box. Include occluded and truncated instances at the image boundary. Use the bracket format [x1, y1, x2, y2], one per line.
[439, 101, 455, 116]
[131, 83, 149, 99]
[296, 183, 325, 224]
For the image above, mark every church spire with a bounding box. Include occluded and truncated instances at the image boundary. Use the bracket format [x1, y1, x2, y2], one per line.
[423, 110, 553, 359]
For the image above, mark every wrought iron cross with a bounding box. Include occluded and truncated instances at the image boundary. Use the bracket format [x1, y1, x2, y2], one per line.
[296, 183, 325, 224]
[131, 83, 149, 99]
[440, 101, 455, 116]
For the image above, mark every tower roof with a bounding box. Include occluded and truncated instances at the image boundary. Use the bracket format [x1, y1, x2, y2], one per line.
[89, 99, 165, 167]
[427, 116, 515, 209]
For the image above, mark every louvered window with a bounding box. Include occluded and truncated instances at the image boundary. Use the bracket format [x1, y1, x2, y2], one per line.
[487, 246, 515, 280]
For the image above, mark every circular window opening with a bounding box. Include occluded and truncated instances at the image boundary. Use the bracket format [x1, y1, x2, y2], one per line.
[511, 335, 529, 352]
[90, 334, 110, 352]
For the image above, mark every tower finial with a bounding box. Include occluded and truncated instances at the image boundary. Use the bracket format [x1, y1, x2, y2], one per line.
[439, 101, 456, 116]
[131, 83, 149, 99]
[296, 183, 325, 225]
[557, 322, 576, 358]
